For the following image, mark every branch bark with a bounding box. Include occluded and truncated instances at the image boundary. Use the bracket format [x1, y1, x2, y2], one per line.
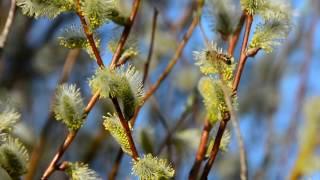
[0, 0, 16, 48]
[26, 49, 80, 180]
[189, 118, 212, 180]
[110, 0, 141, 68]
[198, 13, 254, 180]
[111, 97, 139, 161]
[75, 0, 104, 68]
[108, 1, 204, 178]
[143, 8, 158, 84]
[41, 0, 142, 178]
[143, 4, 201, 102]
[228, 12, 246, 55]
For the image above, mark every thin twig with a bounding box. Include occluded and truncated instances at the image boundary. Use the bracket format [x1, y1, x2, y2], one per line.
[0, 0, 16, 48]
[41, 92, 100, 179]
[108, 150, 124, 180]
[81, 125, 108, 163]
[200, 16, 249, 180]
[111, 97, 139, 161]
[26, 49, 80, 180]
[199, 20, 210, 48]
[110, 0, 141, 68]
[108, 8, 160, 173]
[220, 84, 248, 180]
[189, 117, 212, 180]
[108, 8, 159, 176]
[143, 5, 202, 102]
[75, 0, 104, 68]
[41, 131, 77, 179]
[189, 13, 246, 179]
[228, 12, 246, 55]
[108, 1, 203, 178]
[232, 14, 253, 92]
[41, 1, 107, 176]
[156, 96, 195, 155]
[199, 13, 254, 180]
[56, 161, 69, 171]
[150, 96, 170, 131]
[42, 0, 142, 178]
[116, 55, 133, 67]
[143, 8, 158, 84]
[80, 0, 143, 167]
[199, 113, 229, 180]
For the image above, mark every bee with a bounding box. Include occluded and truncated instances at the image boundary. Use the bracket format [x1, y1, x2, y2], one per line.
[205, 50, 232, 65]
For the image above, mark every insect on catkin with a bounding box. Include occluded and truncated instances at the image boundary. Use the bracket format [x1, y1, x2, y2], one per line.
[205, 50, 233, 65]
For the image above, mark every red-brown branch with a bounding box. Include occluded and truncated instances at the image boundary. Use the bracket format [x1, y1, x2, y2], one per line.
[42, 0, 142, 177]
[0, 0, 16, 48]
[41, 92, 100, 180]
[26, 49, 80, 180]
[143, 8, 158, 84]
[108, 1, 204, 178]
[143, 7, 201, 102]
[156, 98, 194, 155]
[108, 150, 124, 180]
[188, 12, 250, 180]
[75, 0, 104, 68]
[228, 13, 246, 55]
[41, 131, 77, 179]
[200, 114, 229, 180]
[199, 13, 254, 179]
[232, 14, 253, 92]
[110, 0, 141, 68]
[111, 97, 139, 160]
[189, 118, 212, 180]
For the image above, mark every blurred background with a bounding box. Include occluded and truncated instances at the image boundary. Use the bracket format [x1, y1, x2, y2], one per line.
[0, 0, 319, 179]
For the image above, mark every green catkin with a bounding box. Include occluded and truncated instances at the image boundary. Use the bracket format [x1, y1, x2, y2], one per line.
[89, 65, 144, 121]
[0, 137, 29, 179]
[65, 162, 102, 180]
[132, 154, 175, 179]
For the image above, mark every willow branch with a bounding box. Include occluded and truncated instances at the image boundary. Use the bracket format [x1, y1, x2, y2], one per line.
[42, 0, 142, 177]
[232, 14, 253, 92]
[108, 150, 124, 180]
[108, 1, 203, 178]
[0, 0, 16, 48]
[221, 84, 248, 180]
[42, 1, 108, 177]
[199, 113, 229, 180]
[189, 117, 212, 180]
[156, 96, 194, 155]
[143, 8, 158, 84]
[81, 125, 108, 163]
[143, 6, 201, 102]
[110, 0, 141, 68]
[200, 13, 254, 179]
[41, 92, 100, 180]
[79, 0, 144, 166]
[189, 12, 246, 180]
[75, 0, 104, 68]
[41, 131, 77, 180]
[116, 55, 132, 67]
[228, 12, 246, 55]
[150, 96, 170, 130]
[26, 49, 80, 180]
[111, 97, 139, 160]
